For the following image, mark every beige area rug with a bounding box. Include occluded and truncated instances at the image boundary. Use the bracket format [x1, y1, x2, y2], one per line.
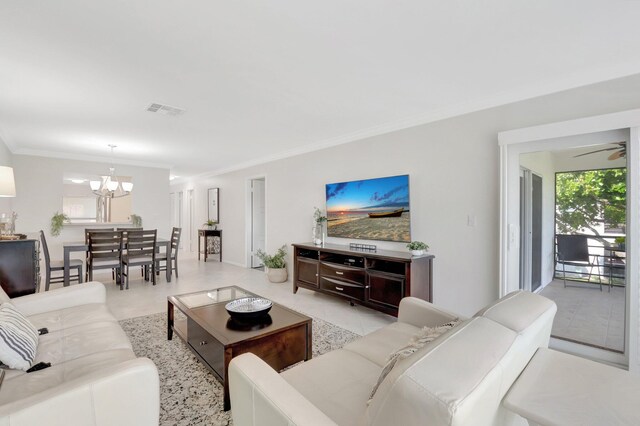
[120, 312, 360, 425]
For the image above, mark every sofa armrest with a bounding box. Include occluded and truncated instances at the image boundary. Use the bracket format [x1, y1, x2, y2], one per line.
[229, 353, 337, 426]
[11, 282, 106, 317]
[398, 297, 462, 328]
[0, 358, 159, 426]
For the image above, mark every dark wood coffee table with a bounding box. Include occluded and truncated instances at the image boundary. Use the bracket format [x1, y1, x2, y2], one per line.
[167, 286, 312, 410]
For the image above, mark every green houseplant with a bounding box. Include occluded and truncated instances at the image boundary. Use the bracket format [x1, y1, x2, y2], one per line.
[406, 241, 429, 256]
[130, 214, 142, 228]
[256, 245, 288, 283]
[204, 219, 218, 230]
[50, 212, 69, 237]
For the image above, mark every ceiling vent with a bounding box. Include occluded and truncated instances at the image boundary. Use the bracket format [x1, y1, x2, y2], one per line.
[145, 103, 186, 116]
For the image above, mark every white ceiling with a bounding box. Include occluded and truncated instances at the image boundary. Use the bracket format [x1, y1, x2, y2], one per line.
[2, 2, 640, 178]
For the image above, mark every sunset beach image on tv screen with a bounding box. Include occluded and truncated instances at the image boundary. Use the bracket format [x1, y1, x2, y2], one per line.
[325, 175, 410, 242]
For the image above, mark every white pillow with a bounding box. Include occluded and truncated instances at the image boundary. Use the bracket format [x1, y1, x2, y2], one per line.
[0, 303, 39, 370]
[0, 286, 10, 304]
[368, 319, 460, 402]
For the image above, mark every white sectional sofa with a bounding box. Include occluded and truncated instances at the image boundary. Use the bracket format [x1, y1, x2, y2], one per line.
[0, 282, 159, 426]
[229, 291, 557, 426]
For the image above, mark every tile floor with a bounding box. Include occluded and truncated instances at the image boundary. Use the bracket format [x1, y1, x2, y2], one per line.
[540, 279, 625, 352]
[46, 251, 395, 337]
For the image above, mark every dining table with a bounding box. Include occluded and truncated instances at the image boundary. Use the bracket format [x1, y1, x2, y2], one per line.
[62, 237, 172, 286]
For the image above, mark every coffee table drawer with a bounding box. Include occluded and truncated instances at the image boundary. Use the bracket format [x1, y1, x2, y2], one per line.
[188, 318, 224, 379]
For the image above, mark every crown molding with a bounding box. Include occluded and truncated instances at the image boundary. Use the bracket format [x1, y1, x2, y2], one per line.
[13, 148, 172, 169]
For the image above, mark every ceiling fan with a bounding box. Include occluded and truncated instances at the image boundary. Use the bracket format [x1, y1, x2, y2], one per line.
[573, 141, 626, 160]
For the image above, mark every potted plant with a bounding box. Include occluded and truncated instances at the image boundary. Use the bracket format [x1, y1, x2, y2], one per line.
[204, 219, 218, 230]
[130, 214, 142, 228]
[256, 245, 288, 283]
[50, 212, 69, 237]
[406, 241, 429, 256]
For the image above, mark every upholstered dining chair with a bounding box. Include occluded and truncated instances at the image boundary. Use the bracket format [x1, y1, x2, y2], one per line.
[87, 230, 124, 288]
[156, 227, 181, 279]
[122, 229, 157, 289]
[40, 230, 82, 291]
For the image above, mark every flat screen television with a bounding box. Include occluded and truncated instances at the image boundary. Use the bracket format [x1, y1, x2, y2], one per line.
[325, 174, 411, 242]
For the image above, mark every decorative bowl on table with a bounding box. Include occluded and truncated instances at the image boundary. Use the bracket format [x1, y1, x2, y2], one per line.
[225, 297, 273, 320]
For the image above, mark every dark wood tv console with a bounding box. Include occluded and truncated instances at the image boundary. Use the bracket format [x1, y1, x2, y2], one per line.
[292, 242, 433, 316]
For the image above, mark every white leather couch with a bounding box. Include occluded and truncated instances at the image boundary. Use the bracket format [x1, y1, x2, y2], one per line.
[0, 282, 159, 426]
[229, 291, 557, 426]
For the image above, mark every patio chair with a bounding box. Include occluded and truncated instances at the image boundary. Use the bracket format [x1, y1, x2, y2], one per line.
[556, 234, 602, 291]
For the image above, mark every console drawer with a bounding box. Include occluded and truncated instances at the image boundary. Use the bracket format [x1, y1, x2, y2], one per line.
[320, 262, 365, 285]
[320, 277, 365, 300]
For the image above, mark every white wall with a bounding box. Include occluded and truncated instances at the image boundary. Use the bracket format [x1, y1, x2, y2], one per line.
[12, 155, 171, 259]
[172, 74, 640, 317]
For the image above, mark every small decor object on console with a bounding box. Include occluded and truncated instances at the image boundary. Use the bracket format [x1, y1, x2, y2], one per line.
[204, 219, 218, 230]
[225, 297, 273, 320]
[407, 241, 429, 256]
[349, 243, 377, 252]
[256, 245, 288, 283]
[130, 213, 142, 228]
[312, 207, 327, 245]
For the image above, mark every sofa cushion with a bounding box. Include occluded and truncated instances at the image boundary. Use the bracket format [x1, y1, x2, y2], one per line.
[343, 322, 420, 367]
[368, 319, 460, 401]
[475, 290, 556, 333]
[0, 348, 136, 404]
[0, 303, 39, 370]
[282, 348, 380, 426]
[366, 317, 518, 426]
[26, 303, 117, 333]
[0, 286, 9, 304]
[34, 320, 132, 367]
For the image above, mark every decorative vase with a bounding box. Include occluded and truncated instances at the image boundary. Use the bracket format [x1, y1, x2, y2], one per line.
[266, 267, 288, 283]
[411, 249, 425, 256]
[313, 223, 323, 245]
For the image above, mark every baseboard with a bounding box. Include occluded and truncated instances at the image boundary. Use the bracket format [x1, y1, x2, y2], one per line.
[222, 260, 247, 268]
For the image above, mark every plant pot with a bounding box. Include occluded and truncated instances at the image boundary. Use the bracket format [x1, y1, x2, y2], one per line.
[206, 225, 217, 230]
[266, 268, 288, 283]
[410, 249, 425, 256]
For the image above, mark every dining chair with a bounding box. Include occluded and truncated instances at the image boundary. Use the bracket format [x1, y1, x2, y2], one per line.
[156, 227, 181, 279]
[84, 228, 115, 281]
[87, 230, 124, 289]
[118, 227, 144, 277]
[122, 229, 157, 289]
[40, 230, 82, 291]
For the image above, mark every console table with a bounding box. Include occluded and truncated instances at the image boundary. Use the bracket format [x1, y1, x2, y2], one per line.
[292, 242, 433, 316]
[198, 229, 222, 262]
[0, 239, 39, 297]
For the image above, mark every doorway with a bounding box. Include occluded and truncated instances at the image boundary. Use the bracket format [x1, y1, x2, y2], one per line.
[500, 121, 638, 368]
[519, 168, 543, 292]
[249, 178, 266, 269]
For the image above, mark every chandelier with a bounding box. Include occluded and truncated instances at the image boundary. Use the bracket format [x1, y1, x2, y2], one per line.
[90, 145, 133, 198]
